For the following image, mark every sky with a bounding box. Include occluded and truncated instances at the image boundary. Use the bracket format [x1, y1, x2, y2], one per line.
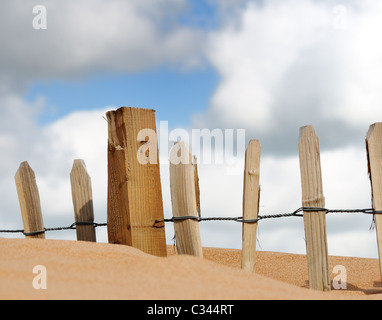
[1, 0, 382, 259]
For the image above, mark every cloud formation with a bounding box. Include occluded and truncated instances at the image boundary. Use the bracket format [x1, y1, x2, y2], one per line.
[0, 0, 205, 90]
[196, 0, 382, 155]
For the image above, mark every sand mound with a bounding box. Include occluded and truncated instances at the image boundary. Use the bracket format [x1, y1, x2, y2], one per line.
[0, 238, 381, 300]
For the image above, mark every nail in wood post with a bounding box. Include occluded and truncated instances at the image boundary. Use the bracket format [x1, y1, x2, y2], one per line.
[70, 159, 96, 242]
[107, 107, 167, 257]
[15, 162, 45, 239]
[298, 126, 330, 291]
[366, 123, 382, 281]
[170, 142, 203, 258]
[241, 140, 261, 272]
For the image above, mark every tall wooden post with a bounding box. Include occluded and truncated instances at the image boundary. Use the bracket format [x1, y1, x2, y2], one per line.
[107, 107, 167, 257]
[70, 159, 96, 242]
[241, 140, 261, 272]
[298, 126, 330, 291]
[169, 142, 203, 258]
[366, 123, 382, 281]
[15, 162, 45, 239]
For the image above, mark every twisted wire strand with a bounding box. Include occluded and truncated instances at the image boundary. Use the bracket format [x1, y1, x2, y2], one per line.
[0, 222, 107, 236]
[1, 207, 381, 234]
[155, 207, 382, 228]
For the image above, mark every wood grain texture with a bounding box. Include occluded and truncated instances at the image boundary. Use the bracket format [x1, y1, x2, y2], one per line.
[298, 126, 330, 291]
[241, 140, 261, 272]
[170, 142, 203, 258]
[193, 156, 201, 218]
[70, 160, 96, 242]
[15, 162, 45, 239]
[366, 123, 382, 280]
[107, 107, 167, 257]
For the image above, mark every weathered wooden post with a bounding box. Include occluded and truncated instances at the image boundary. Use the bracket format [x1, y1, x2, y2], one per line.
[169, 142, 203, 257]
[298, 126, 330, 291]
[70, 159, 96, 242]
[106, 107, 167, 257]
[366, 123, 382, 281]
[241, 140, 261, 272]
[15, 162, 45, 239]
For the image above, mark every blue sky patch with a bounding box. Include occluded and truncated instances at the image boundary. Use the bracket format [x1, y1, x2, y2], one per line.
[25, 66, 219, 126]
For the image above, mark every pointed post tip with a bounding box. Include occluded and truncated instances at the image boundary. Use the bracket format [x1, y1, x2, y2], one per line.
[248, 139, 261, 147]
[18, 161, 30, 168]
[367, 123, 382, 141]
[15, 161, 33, 178]
[72, 159, 87, 168]
[299, 125, 316, 140]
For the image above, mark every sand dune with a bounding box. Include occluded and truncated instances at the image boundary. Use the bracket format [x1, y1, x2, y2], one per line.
[0, 238, 381, 300]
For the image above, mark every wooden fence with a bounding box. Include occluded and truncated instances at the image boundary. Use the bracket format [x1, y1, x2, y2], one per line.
[15, 159, 97, 241]
[10, 106, 382, 292]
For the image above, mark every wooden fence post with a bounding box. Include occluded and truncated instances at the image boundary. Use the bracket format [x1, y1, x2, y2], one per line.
[366, 123, 382, 281]
[70, 159, 96, 242]
[15, 162, 45, 239]
[170, 142, 203, 258]
[241, 140, 261, 272]
[298, 126, 330, 291]
[106, 107, 167, 257]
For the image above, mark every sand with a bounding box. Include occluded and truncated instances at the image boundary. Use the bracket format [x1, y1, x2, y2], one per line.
[0, 237, 381, 300]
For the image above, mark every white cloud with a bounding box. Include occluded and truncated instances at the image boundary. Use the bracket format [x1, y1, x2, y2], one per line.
[37, 108, 111, 218]
[195, 0, 382, 155]
[0, 93, 46, 234]
[0, 0, 205, 87]
[0, 97, 110, 239]
[328, 230, 377, 258]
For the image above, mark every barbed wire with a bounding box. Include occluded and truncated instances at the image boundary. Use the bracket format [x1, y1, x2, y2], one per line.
[1, 207, 381, 236]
